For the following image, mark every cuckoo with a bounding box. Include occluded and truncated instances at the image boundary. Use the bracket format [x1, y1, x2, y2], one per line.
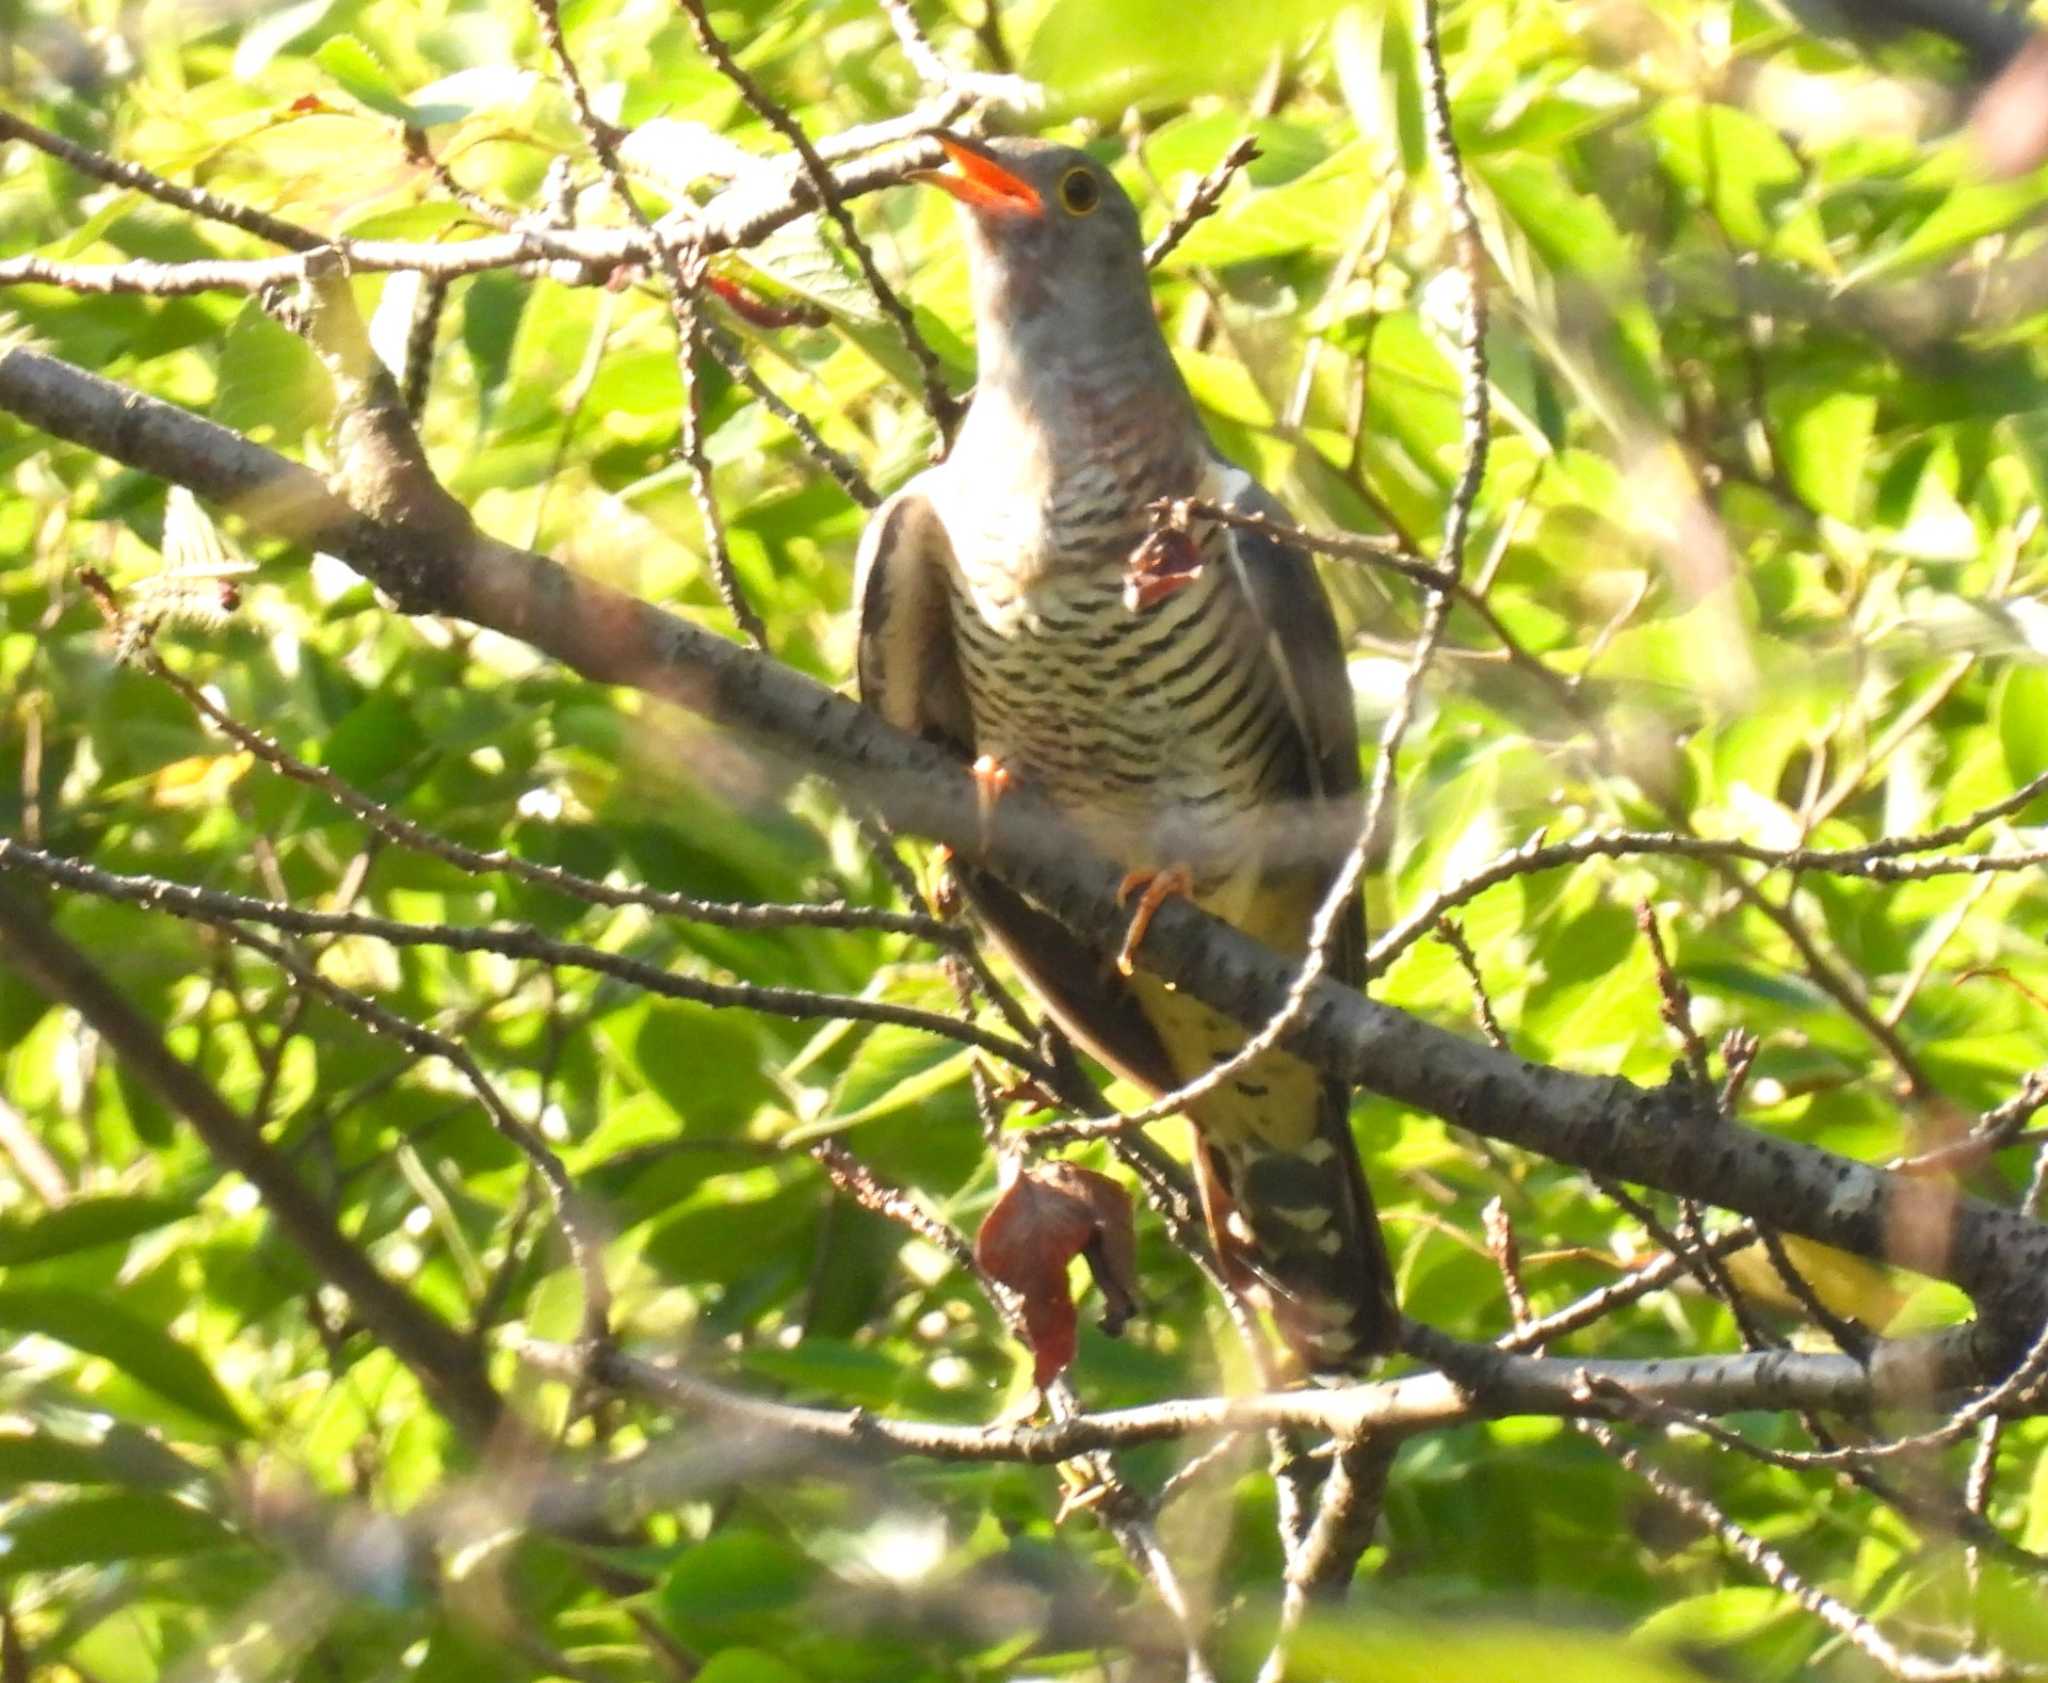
[856, 133, 1399, 1372]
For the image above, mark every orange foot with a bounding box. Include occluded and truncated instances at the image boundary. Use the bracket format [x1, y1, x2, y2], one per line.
[1115, 864, 1195, 976]
[971, 754, 1012, 844]
[977, 1061, 1063, 1113]
[928, 844, 962, 920]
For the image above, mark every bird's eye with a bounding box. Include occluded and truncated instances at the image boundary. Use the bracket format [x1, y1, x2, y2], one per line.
[1058, 167, 1100, 216]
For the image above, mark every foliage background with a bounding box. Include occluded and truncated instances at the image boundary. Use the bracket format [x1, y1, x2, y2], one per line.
[1, 0, 2047, 1677]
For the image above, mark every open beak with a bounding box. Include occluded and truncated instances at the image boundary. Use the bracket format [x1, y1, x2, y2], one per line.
[910, 134, 1043, 218]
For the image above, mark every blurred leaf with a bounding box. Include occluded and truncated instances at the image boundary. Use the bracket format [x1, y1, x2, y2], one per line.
[314, 35, 417, 122]
[1995, 666, 2048, 801]
[0, 1288, 248, 1435]
[660, 1529, 816, 1624]
[1632, 1586, 1787, 1650]
[0, 1492, 239, 1576]
[1850, 165, 2048, 283]
[694, 1652, 812, 1683]
[1026, 0, 1334, 113]
[1771, 387, 1876, 521]
[213, 302, 332, 444]
[0, 1194, 188, 1264]
[233, 0, 335, 77]
[1274, 1615, 1715, 1681]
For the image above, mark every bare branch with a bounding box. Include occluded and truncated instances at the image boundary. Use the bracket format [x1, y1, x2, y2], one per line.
[0, 140, 945, 297]
[1576, 1407, 2036, 1681]
[522, 1322, 2007, 1464]
[0, 839, 1052, 1078]
[1143, 136, 1261, 269]
[146, 652, 949, 942]
[228, 923, 614, 1344]
[1371, 818, 2048, 973]
[874, 0, 1041, 108]
[6, 346, 2048, 1334]
[674, 0, 961, 435]
[0, 108, 321, 252]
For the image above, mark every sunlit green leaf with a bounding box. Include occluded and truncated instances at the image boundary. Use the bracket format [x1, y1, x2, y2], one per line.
[0, 1289, 248, 1436]
[0, 1493, 240, 1576]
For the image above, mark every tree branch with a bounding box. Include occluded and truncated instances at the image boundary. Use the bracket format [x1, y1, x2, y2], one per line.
[0, 878, 504, 1440]
[4, 344, 2046, 1337]
[520, 1322, 2005, 1464]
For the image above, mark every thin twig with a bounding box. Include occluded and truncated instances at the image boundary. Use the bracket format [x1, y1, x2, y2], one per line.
[674, 0, 961, 436]
[236, 924, 613, 1343]
[1144, 136, 1261, 269]
[0, 839, 1051, 1078]
[1576, 1403, 2034, 1681]
[1371, 810, 2048, 972]
[0, 108, 321, 252]
[146, 653, 946, 940]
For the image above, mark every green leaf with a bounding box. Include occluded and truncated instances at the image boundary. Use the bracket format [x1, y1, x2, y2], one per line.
[1850, 164, 2048, 284]
[792, 1022, 973, 1140]
[1995, 666, 2048, 805]
[1275, 1617, 1719, 1682]
[0, 1423, 198, 1489]
[659, 1529, 816, 1623]
[1633, 1586, 1789, 1649]
[0, 1493, 238, 1576]
[313, 34, 417, 122]
[213, 301, 331, 444]
[1772, 388, 1876, 521]
[1025, 0, 1335, 113]
[0, 1288, 248, 1436]
[1171, 144, 1378, 267]
[693, 1651, 813, 1683]
[1648, 100, 1803, 253]
[2024, 1438, 2048, 1553]
[0, 1433, 127, 1487]
[0, 1195, 188, 1265]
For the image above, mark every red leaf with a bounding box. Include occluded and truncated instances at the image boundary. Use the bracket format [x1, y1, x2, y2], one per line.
[705, 273, 827, 330]
[975, 1162, 1139, 1387]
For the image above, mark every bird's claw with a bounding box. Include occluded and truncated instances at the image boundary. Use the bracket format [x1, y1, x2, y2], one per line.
[928, 844, 962, 919]
[978, 1063, 1063, 1113]
[971, 754, 1012, 849]
[1115, 865, 1195, 975]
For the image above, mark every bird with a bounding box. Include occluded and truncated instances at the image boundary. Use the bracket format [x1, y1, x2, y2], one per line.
[854, 132, 1399, 1374]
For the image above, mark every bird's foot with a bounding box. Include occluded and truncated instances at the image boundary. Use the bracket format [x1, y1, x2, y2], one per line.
[1122, 526, 1204, 612]
[1115, 864, 1195, 975]
[971, 753, 1012, 847]
[927, 844, 962, 920]
[976, 1059, 1062, 1115]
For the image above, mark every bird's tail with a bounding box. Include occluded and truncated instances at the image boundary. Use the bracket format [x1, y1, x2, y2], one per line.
[1195, 1082, 1399, 1377]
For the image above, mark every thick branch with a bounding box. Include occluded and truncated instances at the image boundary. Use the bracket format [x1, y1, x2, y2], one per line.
[0, 139, 943, 296]
[5, 344, 2047, 1333]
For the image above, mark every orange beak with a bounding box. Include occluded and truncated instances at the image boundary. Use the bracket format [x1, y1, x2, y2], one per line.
[910, 135, 1043, 217]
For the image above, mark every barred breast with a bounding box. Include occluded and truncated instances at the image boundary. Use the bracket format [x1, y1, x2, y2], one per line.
[940, 523, 1307, 908]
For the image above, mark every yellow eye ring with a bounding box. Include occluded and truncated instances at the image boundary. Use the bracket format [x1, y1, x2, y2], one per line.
[1058, 166, 1101, 216]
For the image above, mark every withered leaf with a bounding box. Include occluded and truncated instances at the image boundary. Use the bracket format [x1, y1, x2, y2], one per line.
[975, 1161, 1139, 1387]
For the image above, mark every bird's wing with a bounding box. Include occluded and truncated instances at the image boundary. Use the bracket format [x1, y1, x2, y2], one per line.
[1206, 461, 1368, 987]
[1192, 461, 1399, 1367]
[854, 481, 975, 751]
[853, 481, 1180, 1093]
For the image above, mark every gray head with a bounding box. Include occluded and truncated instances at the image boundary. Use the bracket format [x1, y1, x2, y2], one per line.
[913, 134, 1168, 393]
